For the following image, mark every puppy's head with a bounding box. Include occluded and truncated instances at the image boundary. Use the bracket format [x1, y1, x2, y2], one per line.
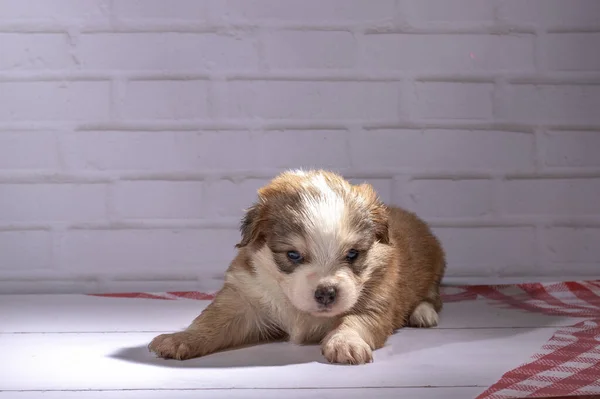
[236, 170, 389, 317]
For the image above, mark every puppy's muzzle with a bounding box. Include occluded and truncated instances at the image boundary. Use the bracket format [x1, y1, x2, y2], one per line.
[314, 285, 337, 306]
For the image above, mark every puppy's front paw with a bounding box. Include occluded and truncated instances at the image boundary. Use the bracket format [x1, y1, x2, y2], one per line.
[148, 331, 201, 360]
[321, 331, 373, 365]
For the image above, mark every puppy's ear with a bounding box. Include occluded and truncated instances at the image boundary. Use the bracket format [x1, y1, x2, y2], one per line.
[355, 183, 390, 245]
[371, 202, 390, 244]
[235, 203, 265, 248]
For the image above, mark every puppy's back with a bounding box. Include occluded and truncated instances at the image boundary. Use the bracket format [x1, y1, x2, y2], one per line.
[387, 205, 446, 311]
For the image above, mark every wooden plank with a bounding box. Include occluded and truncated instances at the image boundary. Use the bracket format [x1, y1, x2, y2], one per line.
[0, 388, 485, 399]
[0, 294, 577, 333]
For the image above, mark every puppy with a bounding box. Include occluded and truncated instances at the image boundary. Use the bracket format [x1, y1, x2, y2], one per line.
[149, 170, 446, 365]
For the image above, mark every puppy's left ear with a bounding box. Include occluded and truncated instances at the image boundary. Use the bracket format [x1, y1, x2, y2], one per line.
[355, 183, 390, 245]
[235, 202, 265, 248]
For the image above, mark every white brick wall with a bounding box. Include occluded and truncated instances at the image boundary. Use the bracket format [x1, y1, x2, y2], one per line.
[1, 0, 599, 294]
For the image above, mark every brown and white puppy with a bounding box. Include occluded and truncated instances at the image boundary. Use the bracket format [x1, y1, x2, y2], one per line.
[149, 170, 446, 365]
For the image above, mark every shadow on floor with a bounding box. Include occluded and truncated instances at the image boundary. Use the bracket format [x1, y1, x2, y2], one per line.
[110, 340, 326, 368]
[110, 322, 567, 370]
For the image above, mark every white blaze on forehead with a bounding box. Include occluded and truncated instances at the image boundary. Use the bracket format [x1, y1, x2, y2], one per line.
[301, 174, 347, 265]
[288, 169, 307, 176]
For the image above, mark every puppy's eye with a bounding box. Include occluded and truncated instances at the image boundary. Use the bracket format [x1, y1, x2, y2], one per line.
[346, 249, 359, 261]
[287, 251, 303, 263]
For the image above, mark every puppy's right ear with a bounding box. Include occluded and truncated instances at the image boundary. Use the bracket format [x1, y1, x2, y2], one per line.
[354, 183, 390, 245]
[235, 203, 265, 248]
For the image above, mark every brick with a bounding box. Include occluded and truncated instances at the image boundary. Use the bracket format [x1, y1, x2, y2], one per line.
[350, 130, 535, 172]
[214, 0, 396, 23]
[264, 31, 356, 69]
[61, 229, 240, 274]
[114, 0, 209, 21]
[255, 130, 350, 170]
[502, 84, 600, 125]
[501, 179, 600, 216]
[0, 231, 52, 271]
[543, 131, 600, 168]
[406, 179, 494, 218]
[0, 184, 107, 222]
[347, 178, 393, 204]
[433, 227, 536, 276]
[0, 33, 72, 70]
[63, 131, 256, 171]
[546, 34, 600, 72]
[0, 81, 110, 122]
[499, 0, 600, 27]
[414, 82, 494, 121]
[121, 80, 209, 120]
[78, 33, 259, 71]
[203, 178, 269, 217]
[0, 0, 109, 23]
[114, 181, 204, 219]
[544, 227, 600, 263]
[404, 0, 495, 23]
[224, 81, 399, 121]
[0, 132, 59, 169]
[363, 34, 535, 72]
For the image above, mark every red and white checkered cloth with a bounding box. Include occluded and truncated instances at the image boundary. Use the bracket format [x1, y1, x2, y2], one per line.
[444, 281, 600, 399]
[443, 281, 600, 317]
[477, 318, 600, 398]
[90, 280, 600, 398]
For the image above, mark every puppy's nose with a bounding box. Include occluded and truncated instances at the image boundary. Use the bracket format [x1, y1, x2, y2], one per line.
[314, 285, 337, 306]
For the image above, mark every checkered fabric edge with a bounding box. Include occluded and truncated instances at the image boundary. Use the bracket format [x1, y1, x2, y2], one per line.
[89, 291, 216, 300]
[476, 319, 600, 399]
[442, 280, 600, 318]
[89, 280, 600, 319]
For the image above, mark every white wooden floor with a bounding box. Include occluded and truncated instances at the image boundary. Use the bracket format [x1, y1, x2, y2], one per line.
[0, 288, 582, 399]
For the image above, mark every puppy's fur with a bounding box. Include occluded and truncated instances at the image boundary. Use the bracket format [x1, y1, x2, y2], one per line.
[149, 170, 446, 365]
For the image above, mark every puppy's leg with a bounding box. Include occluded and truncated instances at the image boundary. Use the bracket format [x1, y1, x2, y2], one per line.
[149, 285, 275, 360]
[408, 283, 442, 328]
[321, 314, 391, 365]
[408, 301, 439, 328]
